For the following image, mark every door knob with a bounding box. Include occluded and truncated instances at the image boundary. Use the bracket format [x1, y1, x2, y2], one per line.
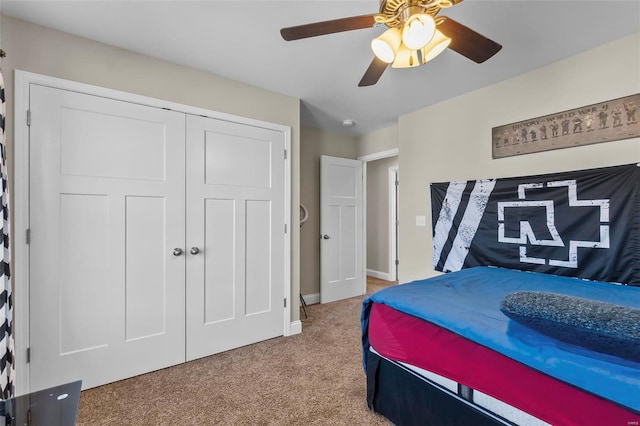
[190, 247, 200, 255]
[321, 234, 330, 240]
[173, 248, 183, 256]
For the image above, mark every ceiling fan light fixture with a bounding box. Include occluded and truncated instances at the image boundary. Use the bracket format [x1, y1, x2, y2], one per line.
[401, 13, 436, 50]
[421, 30, 451, 63]
[371, 27, 402, 63]
[279, 0, 503, 87]
[392, 43, 419, 68]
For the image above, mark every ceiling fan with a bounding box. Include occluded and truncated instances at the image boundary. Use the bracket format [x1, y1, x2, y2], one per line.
[280, 0, 502, 87]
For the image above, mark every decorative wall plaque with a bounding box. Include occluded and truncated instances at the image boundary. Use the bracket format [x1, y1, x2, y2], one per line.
[492, 94, 639, 159]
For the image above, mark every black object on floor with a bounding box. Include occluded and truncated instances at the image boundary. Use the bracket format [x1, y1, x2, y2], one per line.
[0, 380, 82, 426]
[299, 294, 308, 319]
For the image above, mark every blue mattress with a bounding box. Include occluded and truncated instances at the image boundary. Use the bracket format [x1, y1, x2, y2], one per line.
[361, 266, 640, 412]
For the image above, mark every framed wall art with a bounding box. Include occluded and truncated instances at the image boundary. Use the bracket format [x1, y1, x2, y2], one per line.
[492, 94, 639, 159]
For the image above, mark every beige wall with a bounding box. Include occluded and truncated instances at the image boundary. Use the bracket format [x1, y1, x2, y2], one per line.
[366, 156, 399, 277]
[300, 126, 358, 297]
[1, 15, 302, 320]
[357, 125, 399, 157]
[399, 33, 640, 283]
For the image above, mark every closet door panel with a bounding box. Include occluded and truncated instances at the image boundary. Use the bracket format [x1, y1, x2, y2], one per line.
[185, 115, 285, 361]
[29, 85, 186, 391]
[203, 198, 236, 324]
[124, 196, 168, 340]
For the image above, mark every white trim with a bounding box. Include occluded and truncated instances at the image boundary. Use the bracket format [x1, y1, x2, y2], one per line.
[367, 269, 392, 282]
[357, 148, 399, 162]
[389, 167, 399, 282]
[283, 124, 293, 337]
[301, 293, 320, 305]
[288, 321, 302, 336]
[14, 71, 31, 395]
[14, 70, 293, 393]
[361, 162, 368, 296]
[14, 71, 289, 132]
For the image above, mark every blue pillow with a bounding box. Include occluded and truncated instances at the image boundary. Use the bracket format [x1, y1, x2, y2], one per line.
[500, 291, 640, 362]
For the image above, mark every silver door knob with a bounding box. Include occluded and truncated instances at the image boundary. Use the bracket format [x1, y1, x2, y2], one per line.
[190, 247, 200, 255]
[173, 248, 183, 256]
[321, 234, 330, 240]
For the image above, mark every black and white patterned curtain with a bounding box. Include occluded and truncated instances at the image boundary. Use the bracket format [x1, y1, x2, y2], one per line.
[0, 69, 15, 398]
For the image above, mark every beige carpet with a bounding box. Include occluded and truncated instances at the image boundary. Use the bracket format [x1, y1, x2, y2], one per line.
[77, 277, 393, 425]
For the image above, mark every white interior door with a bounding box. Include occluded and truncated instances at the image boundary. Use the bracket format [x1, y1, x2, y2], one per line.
[320, 155, 364, 303]
[29, 85, 186, 390]
[185, 115, 285, 361]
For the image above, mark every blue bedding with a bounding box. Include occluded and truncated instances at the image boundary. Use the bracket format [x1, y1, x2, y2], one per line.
[361, 266, 640, 412]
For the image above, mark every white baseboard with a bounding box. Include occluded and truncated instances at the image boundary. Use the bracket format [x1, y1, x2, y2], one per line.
[367, 269, 391, 281]
[288, 320, 302, 336]
[301, 293, 320, 305]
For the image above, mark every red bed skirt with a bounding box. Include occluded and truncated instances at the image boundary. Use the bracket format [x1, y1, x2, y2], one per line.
[368, 302, 640, 426]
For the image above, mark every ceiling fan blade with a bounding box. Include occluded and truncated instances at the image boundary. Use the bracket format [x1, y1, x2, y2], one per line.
[358, 57, 388, 87]
[438, 17, 502, 63]
[281, 14, 376, 41]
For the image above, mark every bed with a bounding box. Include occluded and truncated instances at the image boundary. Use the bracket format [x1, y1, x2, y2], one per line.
[362, 164, 640, 425]
[361, 266, 640, 425]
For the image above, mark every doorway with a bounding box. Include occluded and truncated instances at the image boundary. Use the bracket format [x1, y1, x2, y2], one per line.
[389, 166, 399, 282]
[359, 149, 399, 283]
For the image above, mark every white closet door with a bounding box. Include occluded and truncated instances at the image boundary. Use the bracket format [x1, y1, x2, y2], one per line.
[29, 85, 186, 390]
[185, 115, 285, 361]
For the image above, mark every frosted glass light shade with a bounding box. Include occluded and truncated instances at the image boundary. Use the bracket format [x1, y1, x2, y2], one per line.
[392, 44, 419, 68]
[401, 14, 436, 50]
[371, 28, 402, 63]
[421, 30, 451, 63]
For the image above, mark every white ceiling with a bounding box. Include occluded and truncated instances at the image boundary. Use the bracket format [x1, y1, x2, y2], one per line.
[2, 0, 639, 137]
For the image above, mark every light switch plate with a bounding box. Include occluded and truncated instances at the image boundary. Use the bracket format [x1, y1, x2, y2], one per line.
[415, 215, 426, 227]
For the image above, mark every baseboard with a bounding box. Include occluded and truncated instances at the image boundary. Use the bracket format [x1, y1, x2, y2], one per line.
[301, 293, 320, 305]
[301, 274, 389, 306]
[367, 269, 391, 281]
[288, 320, 302, 336]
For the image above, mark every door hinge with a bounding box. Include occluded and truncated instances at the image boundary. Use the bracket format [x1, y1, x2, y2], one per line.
[395, 179, 399, 187]
[26, 347, 30, 363]
[284, 224, 287, 234]
[284, 150, 288, 160]
[26, 229, 31, 245]
[395, 259, 399, 266]
[284, 298, 287, 308]
[27, 110, 32, 127]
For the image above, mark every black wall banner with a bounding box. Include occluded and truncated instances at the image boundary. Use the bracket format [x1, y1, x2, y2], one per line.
[431, 164, 640, 285]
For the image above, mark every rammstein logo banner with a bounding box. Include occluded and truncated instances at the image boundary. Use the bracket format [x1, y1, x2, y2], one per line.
[431, 164, 639, 285]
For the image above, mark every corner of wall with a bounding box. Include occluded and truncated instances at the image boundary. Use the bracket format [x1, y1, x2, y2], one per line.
[357, 124, 399, 158]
